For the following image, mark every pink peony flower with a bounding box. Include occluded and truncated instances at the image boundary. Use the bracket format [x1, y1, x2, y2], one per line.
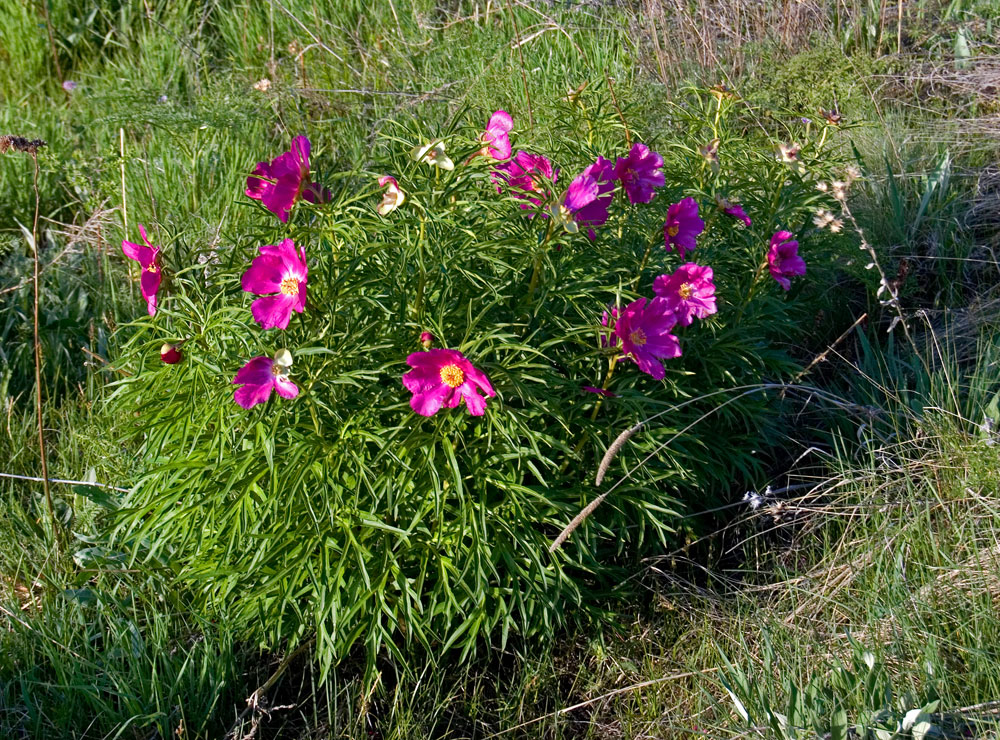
[573, 156, 616, 239]
[377, 175, 406, 215]
[245, 135, 314, 222]
[663, 197, 705, 258]
[160, 342, 183, 364]
[494, 150, 556, 209]
[402, 348, 495, 417]
[549, 168, 600, 234]
[613, 143, 665, 204]
[241, 238, 308, 330]
[478, 110, 513, 161]
[767, 231, 806, 291]
[716, 194, 751, 227]
[653, 263, 718, 326]
[613, 297, 681, 380]
[121, 224, 162, 316]
[232, 349, 298, 409]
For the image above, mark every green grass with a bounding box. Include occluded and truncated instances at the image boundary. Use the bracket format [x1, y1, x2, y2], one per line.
[3, 1, 1000, 738]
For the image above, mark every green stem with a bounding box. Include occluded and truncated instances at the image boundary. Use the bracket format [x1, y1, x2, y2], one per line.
[526, 220, 555, 306]
[414, 216, 427, 318]
[632, 228, 661, 292]
[561, 354, 618, 474]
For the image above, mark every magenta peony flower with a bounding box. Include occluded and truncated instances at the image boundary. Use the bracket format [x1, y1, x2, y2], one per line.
[613, 143, 665, 204]
[478, 110, 513, 161]
[767, 231, 807, 291]
[232, 349, 298, 409]
[653, 263, 718, 326]
[716, 195, 752, 227]
[663, 197, 705, 258]
[494, 150, 556, 209]
[613, 297, 681, 380]
[549, 169, 599, 234]
[402, 348, 495, 417]
[241, 238, 308, 330]
[573, 156, 616, 239]
[121, 224, 162, 316]
[245, 135, 313, 222]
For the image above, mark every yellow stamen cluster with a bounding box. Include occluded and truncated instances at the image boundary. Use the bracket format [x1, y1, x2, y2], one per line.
[440, 364, 465, 388]
[629, 328, 647, 346]
[667, 224, 680, 238]
[280, 277, 299, 296]
[678, 282, 693, 299]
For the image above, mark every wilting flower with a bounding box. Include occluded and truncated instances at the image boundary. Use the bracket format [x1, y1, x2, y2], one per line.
[549, 169, 599, 234]
[777, 142, 805, 175]
[819, 107, 842, 125]
[813, 209, 835, 229]
[495, 150, 556, 209]
[121, 224, 162, 316]
[709, 83, 736, 100]
[62, 80, 77, 92]
[573, 156, 616, 239]
[402, 348, 495, 417]
[700, 138, 720, 175]
[411, 139, 454, 170]
[613, 143, 665, 204]
[160, 342, 182, 364]
[653, 263, 717, 326]
[253, 78, 272, 92]
[245, 135, 314, 222]
[582, 385, 616, 397]
[767, 231, 806, 291]
[420, 331, 434, 349]
[477, 110, 513, 161]
[613, 297, 681, 380]
[663, 197, 705, 258]
[377, 175, 406, 215]
[241, 238, 308, 329]
[601, 305, 620, 348]
[716, 194, 752, 227]
[232, 349, 299, 409]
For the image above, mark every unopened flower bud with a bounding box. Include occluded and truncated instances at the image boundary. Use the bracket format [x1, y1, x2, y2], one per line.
[160, 343, 183, 364]
[420, 331, 434, 349]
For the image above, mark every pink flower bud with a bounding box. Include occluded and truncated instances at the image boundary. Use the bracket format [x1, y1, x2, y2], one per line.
[160, 343, 182, 364]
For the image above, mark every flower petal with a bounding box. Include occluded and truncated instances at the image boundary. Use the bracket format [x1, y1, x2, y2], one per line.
[251, 294, 297, 329]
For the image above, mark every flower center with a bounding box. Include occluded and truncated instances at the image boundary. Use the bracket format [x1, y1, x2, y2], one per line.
[678, 282, 693, 299]
[280, 277, 299, 296]
[146, 263, 158, 273]
[439, 364, 464, 388]
[667, 224, 680, 238]
[629, 328, 647, 346]
[270, 364, 288, 380]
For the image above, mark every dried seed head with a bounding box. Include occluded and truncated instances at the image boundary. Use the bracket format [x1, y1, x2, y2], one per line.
[0, 135, 47, 155]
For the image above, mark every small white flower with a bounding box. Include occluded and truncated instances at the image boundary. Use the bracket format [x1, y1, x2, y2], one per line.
[743, 490, 764, 510]
[253, 78, 272, 92]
